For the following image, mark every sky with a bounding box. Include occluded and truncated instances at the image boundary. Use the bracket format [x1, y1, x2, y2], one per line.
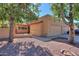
[38, 3, 53, 17]
[38, 3, 79, 23]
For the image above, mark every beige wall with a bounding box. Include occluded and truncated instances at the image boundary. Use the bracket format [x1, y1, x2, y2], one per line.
[47, 18, 68, 36]
[30, 22, 43, 36]
[0, 28, 9, 38]
[42, 15, 68, 36]
[45, 17, 62, 36]
[48, 24, 62, 36]
[30, 15, 69, 36]
[42, 16, 51, 36]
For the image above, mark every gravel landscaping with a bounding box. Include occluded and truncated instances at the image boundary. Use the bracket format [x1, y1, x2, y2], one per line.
[0, 37, 79, 56]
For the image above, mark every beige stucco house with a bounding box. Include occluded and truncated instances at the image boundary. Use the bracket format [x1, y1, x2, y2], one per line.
[0, 15, 78, 38]
[30, 15, 69, 36]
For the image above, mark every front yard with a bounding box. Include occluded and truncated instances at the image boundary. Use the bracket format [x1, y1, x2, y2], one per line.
[0, 37, 79, 56]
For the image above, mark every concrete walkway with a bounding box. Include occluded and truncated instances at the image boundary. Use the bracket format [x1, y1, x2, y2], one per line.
[33, 34, 79, 43]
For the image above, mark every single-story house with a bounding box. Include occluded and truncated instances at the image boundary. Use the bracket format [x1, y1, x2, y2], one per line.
[0, 15, 78, 38]
[30, 15, 69, 36]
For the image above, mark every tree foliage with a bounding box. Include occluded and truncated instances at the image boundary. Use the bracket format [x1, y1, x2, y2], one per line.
[51, 4, 79, 21]
[50, 3, 79, 43]
[0, 3, 40, 27]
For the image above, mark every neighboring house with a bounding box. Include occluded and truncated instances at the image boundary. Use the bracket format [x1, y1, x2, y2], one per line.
[30, 15, 69, 36]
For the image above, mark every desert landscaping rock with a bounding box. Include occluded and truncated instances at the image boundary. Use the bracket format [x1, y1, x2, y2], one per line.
[0, 37, 79, 56]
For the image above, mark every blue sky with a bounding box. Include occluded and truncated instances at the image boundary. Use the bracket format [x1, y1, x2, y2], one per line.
[38, 3, 53, 17]
[38, 3, 79, 23]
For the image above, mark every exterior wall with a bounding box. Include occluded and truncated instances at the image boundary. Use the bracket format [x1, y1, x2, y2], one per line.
[15, 24, 29, 34]
[46, 18, 61, 36]
[42, 16, 68, 36]
[0, 15, 70, 38]
[47, 20, 68, 36]
[30, 15, 69, 36]
[39, 16, 50, 36]
[47, 24, 62, 36]
[0, 28, 9, 38]
[61, 22, 69, 33]
[30, 21, 43, 36]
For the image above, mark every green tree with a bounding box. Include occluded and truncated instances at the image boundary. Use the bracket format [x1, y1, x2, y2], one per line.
[51, 3, 79, 43]
[0, 3, 40, 43]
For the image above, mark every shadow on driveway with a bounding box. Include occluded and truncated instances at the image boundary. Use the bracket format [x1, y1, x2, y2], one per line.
[0, 41, 53, 56]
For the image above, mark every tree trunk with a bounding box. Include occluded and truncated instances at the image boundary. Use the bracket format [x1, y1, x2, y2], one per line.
[68, 4, 75, 44]
[61, 3, 75, 44]
[68, 23, 75, 43]
[9, 16, 14, 43]
[2, 19, 4, 28]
